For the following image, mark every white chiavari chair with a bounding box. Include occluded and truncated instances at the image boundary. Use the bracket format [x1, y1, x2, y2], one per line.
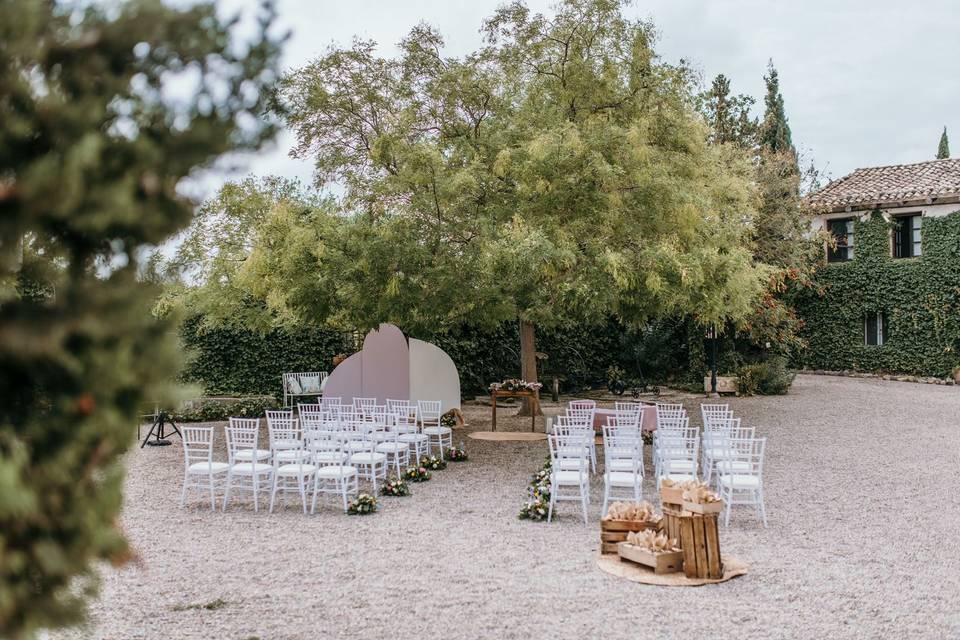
[547, 432, 591, 523]
[223, 423, 274, 512]
[179, 425, 229, 511]
[716, 436, 767, 527]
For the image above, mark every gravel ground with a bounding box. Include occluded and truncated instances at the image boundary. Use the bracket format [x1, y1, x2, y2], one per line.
[54, 374, 960, 639]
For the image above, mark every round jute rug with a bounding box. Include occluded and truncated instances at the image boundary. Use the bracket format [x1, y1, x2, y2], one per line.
[467, 431, 547, 442]
[596, 553, 748, 586]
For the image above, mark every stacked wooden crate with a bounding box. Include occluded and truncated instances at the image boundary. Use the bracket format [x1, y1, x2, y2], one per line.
[600, 517, 661, 554]
[659, 486, 724, 580]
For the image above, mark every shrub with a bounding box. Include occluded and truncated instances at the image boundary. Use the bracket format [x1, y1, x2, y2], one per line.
[171, 397, 278, 423]
[738, 357, 794, 395]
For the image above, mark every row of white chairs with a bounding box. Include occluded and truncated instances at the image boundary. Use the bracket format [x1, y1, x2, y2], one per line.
[547, 400, 767, 526]
[179, 399, 452, 514]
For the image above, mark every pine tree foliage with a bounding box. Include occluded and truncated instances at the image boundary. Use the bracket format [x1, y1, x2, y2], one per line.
[698, 74, 758, 149]
[937, 126, 950, 159]
[0, 2, 283, 636]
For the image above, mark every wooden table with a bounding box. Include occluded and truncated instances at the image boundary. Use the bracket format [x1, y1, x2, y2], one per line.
[490, 389, 540, 432]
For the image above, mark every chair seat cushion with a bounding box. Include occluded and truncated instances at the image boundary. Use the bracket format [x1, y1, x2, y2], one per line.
[720, 474, 761, 488]
[375, 442, 408, 453]
[663, 460, 696, 472]
[556, 458, 588, 471]
[313, 451, 347, 462]
[274, 450, 311, 462]
[230, 462, 273, 474]
[663, 473, 696, 484]
[188, 462, 229, 474]
[716, 460, 752, 472]
[316, 465, 358, 478]
[343, 441, 368, 452]
[233, 449, 270, 462]
[350, 452, 387, 464]
[606, 471, 642, 485]
[397, 433, 428, 443]
[607, 459, 641, 472]
[422, 426, 452, 436]
[276, 463, 317, 475]
[553, 470, 587, 484]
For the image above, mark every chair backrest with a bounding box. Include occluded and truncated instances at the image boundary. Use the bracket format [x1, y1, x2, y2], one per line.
[418, 400, 442, 425]
[548, 432, 590, 474]
[182, 425, 215, 467]
[554, 415, 592, 433]
[718, 436, 766, 476]
[267, 417, 301, 450]
[602, 425, 643, 469]
[228, 417, 259, 431]
[225, 423, 259, 464]
[606, 412, 640, 430]
[569, 399, 597, 412]
[614, 401, 643, 414]
[393, 410, 418, 433]
[701, 403, 733, 427]
[320, 396, 341, 407]
[266, 409, 293, 424]
[353, 397, 377, 412]
[566, 408, 594, 428]
[297, 402, 323, 415]
[300, 410, 326, 437]
[656, 403, 685, 426]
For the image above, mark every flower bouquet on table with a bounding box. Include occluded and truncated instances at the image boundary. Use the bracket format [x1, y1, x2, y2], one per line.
[347, 493, 378, 515]
[489, 379, 543, 392]
[420, 455, 446, 471]
[380, 478, 411, 497]
[445, 443, 468, 462]
[403, 466, 432, 482]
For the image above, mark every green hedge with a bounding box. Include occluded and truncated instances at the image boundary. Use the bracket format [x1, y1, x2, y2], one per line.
[179, 316, 352, 397]
[179, 316, 694, 398]
[793, 210, 960, 377]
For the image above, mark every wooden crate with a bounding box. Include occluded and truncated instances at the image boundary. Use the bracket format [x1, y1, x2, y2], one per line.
[661, 507, 683, 544]
[679, 513, 723, 579]
[599, 518, 661, 554]
[659, 486, 684, 507]
[683, 500, 724, 515]
[617, 542, 684, 575]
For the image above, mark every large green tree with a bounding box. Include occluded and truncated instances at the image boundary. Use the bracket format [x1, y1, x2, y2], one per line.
[225, 0, 770, 409]
[0, 1, 282, 636]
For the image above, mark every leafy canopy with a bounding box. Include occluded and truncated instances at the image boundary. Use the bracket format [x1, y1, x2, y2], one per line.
[225, 0, 769, 341]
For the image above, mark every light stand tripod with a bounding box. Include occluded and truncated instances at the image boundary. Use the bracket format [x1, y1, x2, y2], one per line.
[140, 409, 182, 448]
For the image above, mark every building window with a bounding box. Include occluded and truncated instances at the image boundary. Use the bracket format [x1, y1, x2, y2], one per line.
[827, 218, 854, 262]
[864, 311, 888, 346]
[893, 213, 922, 258]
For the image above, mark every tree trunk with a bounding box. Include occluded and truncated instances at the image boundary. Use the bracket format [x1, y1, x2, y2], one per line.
[517, 319, 543, 416]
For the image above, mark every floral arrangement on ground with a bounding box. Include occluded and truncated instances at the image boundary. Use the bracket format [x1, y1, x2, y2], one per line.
[445, 444, 468, 462]
[420, 455, 447, 471]
[347, 493, 378, 515]
[489, 379, 543, 392]
[403, 466, 432, 482]
[380, 478, 411, 497]
[518, 457, 551, 521]
[440, 409, 458, 427]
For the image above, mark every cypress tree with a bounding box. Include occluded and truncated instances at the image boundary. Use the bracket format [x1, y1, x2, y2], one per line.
[0, 2, 282, 636]
[937, 127, 950, 159]
[760, 60, 796, 158]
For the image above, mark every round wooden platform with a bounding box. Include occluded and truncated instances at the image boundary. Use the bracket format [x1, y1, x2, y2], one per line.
[596, 553, 748, 586]
[467, 431, 547, 442]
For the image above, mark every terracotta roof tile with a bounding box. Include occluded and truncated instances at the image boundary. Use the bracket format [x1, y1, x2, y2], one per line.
[806, 157, 960, 211]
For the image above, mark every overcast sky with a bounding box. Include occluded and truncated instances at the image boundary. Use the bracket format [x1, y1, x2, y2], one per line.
[211, 0, 960, 198]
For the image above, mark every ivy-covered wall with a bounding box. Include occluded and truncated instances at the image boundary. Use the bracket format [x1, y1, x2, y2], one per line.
[793, 210, 960, 377]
